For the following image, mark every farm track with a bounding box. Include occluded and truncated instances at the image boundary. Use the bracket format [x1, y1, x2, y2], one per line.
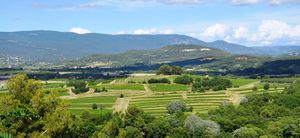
[113, 98, 129, 113]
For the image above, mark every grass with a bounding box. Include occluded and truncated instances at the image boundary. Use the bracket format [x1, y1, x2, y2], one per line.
[43, 83, 65, 88]
[149, 84, 189, 92]
[69, 103, 114, 108]
[69, 109, 112, 115]
[44, 88, 69, 96]
[67, 96, 117, 116]
[229, 78, 257, 86]
[126, 75, 178, 83]
[67, 96, 117, 103]
[95, 84, 145, 91]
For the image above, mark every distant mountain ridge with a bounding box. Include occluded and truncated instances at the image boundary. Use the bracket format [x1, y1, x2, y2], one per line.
[0, 30, 300, 65]
[72, 44, 229, 67]
[0, 30, 205, 62]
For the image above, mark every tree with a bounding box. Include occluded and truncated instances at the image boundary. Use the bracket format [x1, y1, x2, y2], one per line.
[174, 75, 193, 85]
[68, 81, 89, 94]
[233, 127, 262, 138]
[158, 65, 184, 75]
[121, 126, 143, 138]
[0, 74, 74, 137]
[166, 101, 187, 114]
[184, 115, 220, 137]
[171, 66, 183, 75]
[264, 83, 270, 90]
[158, 64, 172, 75]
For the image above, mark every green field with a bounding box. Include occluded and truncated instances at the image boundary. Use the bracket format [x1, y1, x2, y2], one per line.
[67, 96, 117, 103]
[43, 83, 65, 88]
[69, 109, 112, 115]
[44, 87, 69, 96]
[229, 78, 257, 86]
[149, 84, 190, 92]
[95, 84, 145, 91]
[67, 96, 117, 115]
[126, 75, 178, 83]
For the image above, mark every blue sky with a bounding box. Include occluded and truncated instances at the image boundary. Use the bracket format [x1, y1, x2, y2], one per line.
[1, 0, 300, 46]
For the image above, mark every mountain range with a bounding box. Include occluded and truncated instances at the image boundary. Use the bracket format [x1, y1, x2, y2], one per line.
[0, 30, 300, 65]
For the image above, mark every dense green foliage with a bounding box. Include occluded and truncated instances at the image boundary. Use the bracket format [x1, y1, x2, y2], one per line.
[174, 75, 194, 85]
[192, 77, 232, 92]
[208, 82, 300, 137]
[158, 65, 183, 75]
[0, 74, 74, 137]
[68, 81, 89, 94]
[148, 78, 171, 84]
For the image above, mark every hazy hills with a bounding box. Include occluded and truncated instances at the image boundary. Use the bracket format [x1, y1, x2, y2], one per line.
[73, 44, 229, 67]
[0, 30, 204, 62]
[0, 30, 300, 65]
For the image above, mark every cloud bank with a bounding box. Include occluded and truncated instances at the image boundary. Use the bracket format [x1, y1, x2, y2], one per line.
[200, 20, 300, 45]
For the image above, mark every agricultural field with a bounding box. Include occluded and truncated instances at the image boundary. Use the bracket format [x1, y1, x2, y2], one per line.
[43, 82, 69, 96]
[126, 75, 178, 83]
[94, 83, 145, 91]
[38, 75, 287, 117]
[66, 96, 117, 115]
[2, 74, 289, 117]
[229, 78, 257, 86]
[148, 84, 190, 92]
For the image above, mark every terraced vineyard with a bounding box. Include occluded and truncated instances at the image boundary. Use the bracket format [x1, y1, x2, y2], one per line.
[0, 74, 289, 117]
[43, 82, 69, 96]
[67, 96, 117, 115]
[130, 94, 183, 116]
[185, 92, 230, 114]
[148, 84, 190, 92]
[93, 83, 145, 91]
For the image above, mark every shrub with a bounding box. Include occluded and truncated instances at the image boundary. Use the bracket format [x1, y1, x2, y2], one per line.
[174, 75, 193, 85]
[120, 93, 124, 98]
[264, 83, 270, 90]
[94, 87, 108, 93]
[252, 86, 258, 91]
[92, 103, 98, 110]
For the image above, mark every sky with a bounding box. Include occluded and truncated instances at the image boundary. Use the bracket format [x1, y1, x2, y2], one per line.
[1, 0, 300, 46]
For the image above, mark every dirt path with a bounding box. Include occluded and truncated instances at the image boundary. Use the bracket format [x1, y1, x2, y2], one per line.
[67, 87, 76, 96]
[143, 84, 152, 93]
[227, 81, 260, 105]
[181, 91, 187, 99]
[113, 97, 130, 113]
[110, 80, 117, 84]
[229, 92, 241, 105]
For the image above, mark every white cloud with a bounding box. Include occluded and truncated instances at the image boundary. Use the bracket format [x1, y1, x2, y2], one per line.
[69, 27, 91, 34]
[133, 28, 174, 34]
[252, 20, 300, 45]
[269, 0, 300, 5]
[199, 20, 300, 45]
[231, 0, 259, 5]
[233, 26, 249, 39]
[201, 24, 229, 40]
